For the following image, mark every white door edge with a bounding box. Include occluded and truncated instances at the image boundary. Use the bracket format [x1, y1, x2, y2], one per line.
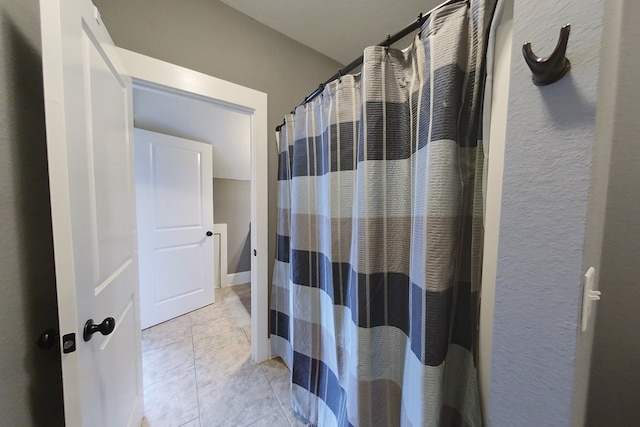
[118, 48, 270, 363]
[213, 223, 229, 287]
[41, 1, 143, 424]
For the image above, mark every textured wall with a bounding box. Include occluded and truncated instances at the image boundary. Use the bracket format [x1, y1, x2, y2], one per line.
[587, 0, 640, 423]
[92, 0, 342, 286]
[0, 0, 64, 425]
[488, 0, 606, 425]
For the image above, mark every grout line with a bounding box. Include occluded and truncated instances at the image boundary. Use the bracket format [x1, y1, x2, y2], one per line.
[143, 335, 193, 357]
[190, 310, 203, 425]
[142, 315, 195, 389]
[192, 329, 248, 353]
[191, 313, 237, 329]
[266, 375, 295, 426]
[271, 389, 292, 425]
[144, 286, 254, 426]
[178, 417, 200, 427]
[142, 339, 188, 359]
[142, 314, 193, 354]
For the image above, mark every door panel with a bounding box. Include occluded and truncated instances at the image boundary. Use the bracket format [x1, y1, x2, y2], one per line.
[40, 0, 143, 425]
[96, 292, 138, 427]
[154, 244, 205, 302]
[84, 21, 134, 290]
[135, 128, 214, 329]
[85, 28, 133, 283]
[153, 145, 203, 228]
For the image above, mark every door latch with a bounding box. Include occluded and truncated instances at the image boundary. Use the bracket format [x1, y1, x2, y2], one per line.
[62, 333, 76, 354]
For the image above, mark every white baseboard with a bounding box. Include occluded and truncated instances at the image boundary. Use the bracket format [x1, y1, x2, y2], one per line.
[225, 271, 251, 287]
[214, 223, 250, 288]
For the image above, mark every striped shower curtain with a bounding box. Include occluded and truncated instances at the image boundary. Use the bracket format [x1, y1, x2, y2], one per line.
[271, 1, 495, 425]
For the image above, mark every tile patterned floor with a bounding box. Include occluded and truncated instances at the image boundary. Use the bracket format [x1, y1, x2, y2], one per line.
[141, 284, 305, 427]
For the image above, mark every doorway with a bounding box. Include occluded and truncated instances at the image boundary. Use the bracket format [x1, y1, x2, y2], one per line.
[119, 47, 270, 363]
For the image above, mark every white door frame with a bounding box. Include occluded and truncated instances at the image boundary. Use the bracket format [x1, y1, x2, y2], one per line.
[118, 48, 270, 363]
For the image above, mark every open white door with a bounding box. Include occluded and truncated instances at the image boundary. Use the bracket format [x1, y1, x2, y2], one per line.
[40, 0, 143, 426]
[134, 129, 215, 329]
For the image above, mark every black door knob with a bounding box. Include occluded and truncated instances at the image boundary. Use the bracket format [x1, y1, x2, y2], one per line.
[83, 317, 115, 342]
[206, 231, 213, 237]
[36, 328, 57, 350]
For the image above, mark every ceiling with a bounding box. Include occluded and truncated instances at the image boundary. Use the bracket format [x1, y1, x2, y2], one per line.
[220, 0, 443, 65]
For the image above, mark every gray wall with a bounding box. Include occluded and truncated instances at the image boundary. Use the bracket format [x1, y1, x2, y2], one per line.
[0, 0, 64, 425]
[488, 0, 607, 425]
[93, 0, 342, 285]
[587, 0, 640, 424]
[9, 1, 630, 425]
[214, 178, 251, 273]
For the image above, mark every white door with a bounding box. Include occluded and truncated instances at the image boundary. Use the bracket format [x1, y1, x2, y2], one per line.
[134, 129, 215, 329]
[40, 0, 142, 426]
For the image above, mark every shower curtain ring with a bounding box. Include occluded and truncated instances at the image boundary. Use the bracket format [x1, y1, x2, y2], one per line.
[417, 13, 423, 38]
[337, 69, 342, 83]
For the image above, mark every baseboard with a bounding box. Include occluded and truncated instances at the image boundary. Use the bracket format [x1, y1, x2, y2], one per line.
[225, 271, 251, 287]
[214, 223, 250, 288]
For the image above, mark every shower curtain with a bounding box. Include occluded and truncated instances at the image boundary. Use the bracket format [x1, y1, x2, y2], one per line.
[271, 1, 495, 425]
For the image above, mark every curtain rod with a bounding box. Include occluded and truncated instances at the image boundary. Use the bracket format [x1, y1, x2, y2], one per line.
[275, 0, 465, 132]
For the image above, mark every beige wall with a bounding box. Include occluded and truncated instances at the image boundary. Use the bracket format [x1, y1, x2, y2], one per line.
[93, 0, 342, 284]
[0, 0, 64, 425]
[214, 178, 251, 273]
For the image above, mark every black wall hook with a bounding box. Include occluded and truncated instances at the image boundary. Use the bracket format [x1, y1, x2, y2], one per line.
[523, 24, 571, 86]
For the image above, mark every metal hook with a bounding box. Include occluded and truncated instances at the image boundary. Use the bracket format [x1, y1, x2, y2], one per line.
[522, 24, 571, 86]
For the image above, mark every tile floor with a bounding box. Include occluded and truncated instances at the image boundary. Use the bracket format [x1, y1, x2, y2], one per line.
[141, 284, 306, 427]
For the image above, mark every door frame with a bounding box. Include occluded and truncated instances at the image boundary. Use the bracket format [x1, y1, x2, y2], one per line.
[118, 48, 270, 363]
